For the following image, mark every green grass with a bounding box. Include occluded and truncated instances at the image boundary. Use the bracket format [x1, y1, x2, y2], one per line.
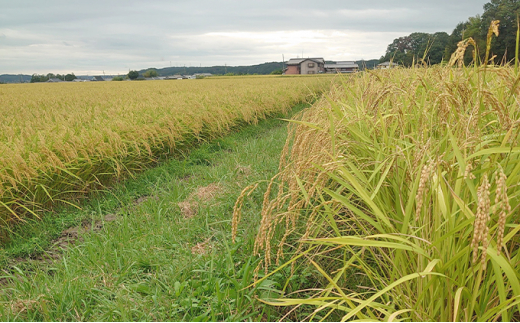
[0, 104, 310, 321]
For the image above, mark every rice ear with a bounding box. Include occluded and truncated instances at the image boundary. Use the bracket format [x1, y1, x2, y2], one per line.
[485, 20, 500, 66]
[449, 38, 477, 67]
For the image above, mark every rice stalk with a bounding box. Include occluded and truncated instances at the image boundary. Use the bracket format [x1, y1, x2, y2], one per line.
[236, 60, 520, 320]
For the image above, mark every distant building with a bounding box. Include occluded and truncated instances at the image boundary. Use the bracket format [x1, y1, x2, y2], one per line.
[145, 77, 165, 80]
[91, 76, 105, 81]
[165, 75, 183, 80]
[284, 58, 325, 75]
[46, 78, 64, 83]
[324, 61, 359, 73]
[376, 62, 399, 69]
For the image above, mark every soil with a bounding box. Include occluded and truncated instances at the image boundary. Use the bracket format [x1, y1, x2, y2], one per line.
[190, 238, 212, 255]
[177, 183, 223, 218]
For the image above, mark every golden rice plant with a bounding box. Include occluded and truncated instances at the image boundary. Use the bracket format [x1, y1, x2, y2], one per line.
[234, 59, 520, 320]
[0, 75, 332, 233]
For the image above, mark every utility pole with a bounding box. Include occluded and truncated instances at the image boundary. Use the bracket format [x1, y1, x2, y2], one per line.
[282, 54, 285, 74]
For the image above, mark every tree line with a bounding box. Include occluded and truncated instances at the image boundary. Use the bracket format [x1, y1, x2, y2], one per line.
[30, 73, 77, 83]
[381, 0, 520, 66]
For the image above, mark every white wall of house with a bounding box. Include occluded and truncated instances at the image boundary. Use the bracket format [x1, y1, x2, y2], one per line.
[300, 59, 321, 74]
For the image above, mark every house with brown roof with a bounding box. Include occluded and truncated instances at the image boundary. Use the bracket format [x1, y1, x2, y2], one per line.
[284, 58, 325, 75]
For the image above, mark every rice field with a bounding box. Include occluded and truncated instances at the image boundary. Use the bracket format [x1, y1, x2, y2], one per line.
[0, 75, 332, 231]
[234, 65, 520, 321]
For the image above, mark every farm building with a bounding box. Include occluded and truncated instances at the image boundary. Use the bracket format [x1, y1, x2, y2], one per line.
[284, 58, 325, 75]
[146, 77, 166, 80]
[165, 75, 183, 80]
[46, 78, 64, 83]
[376, 62, 399, 69]
[91, 76, 105, 81]
[324, 61, 359, 73]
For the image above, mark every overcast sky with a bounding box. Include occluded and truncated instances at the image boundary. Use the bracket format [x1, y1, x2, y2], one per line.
[0, 0, 488, 75]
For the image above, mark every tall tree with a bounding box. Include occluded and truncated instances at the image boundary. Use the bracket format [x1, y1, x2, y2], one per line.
[30, 74, 48, 83]
[427, 32, 450, 64]
[127, 70, 139, 80]
[381, 32, 449, 66]
[64, 73, 77, 81]
[143, 69, 158, 78]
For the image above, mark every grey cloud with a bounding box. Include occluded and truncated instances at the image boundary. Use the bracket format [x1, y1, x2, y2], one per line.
[0, 0, 490, 74]
[1, 1, 487, 33]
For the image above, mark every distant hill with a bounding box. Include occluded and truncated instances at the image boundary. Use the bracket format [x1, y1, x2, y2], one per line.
[1, 59, 382, 83]
[0, 74, 31, 83]
[140, 60, 380, 76]
[139, 62, 285, 76]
